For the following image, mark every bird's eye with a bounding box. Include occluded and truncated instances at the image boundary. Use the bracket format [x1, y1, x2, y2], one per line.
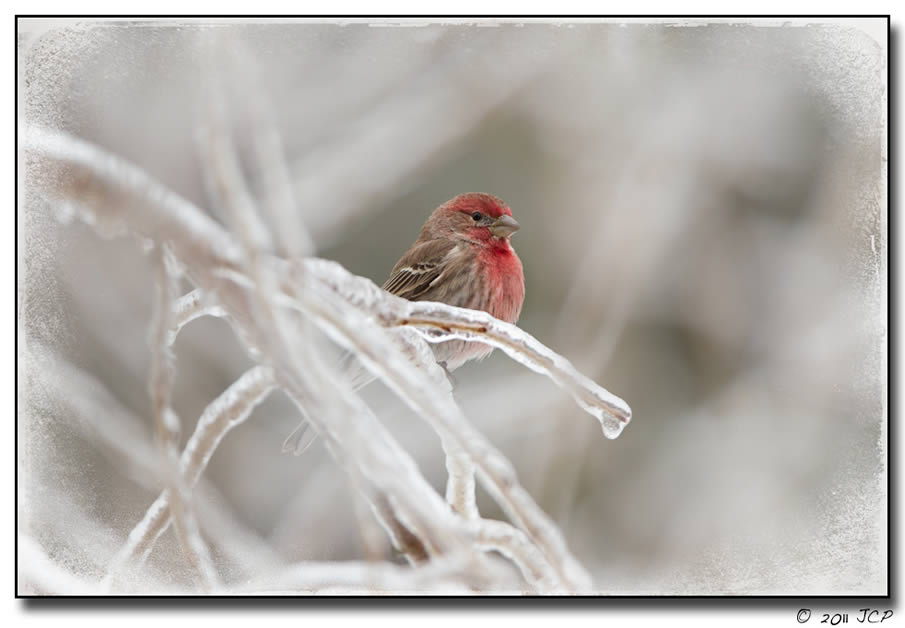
[471, 211, 483, 221]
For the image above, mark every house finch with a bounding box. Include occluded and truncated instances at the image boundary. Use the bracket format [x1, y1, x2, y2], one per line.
[284, 193, 525, 454]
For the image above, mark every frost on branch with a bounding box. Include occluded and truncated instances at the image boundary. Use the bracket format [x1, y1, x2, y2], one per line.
[289, 258, 632, 438]
[146, 246, 218, 591]
[23, 125, 633, 595]
[105, 364, 278, 587]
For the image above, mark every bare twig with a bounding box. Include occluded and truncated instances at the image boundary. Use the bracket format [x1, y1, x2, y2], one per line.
[104, 365, 277, 584]
[147, 245, 218, 591]
[235, 556, 511, 595]
[170, 289, 227, 345]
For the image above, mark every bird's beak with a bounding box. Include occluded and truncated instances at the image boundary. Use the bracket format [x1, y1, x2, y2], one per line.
[489, 215, 520, 238]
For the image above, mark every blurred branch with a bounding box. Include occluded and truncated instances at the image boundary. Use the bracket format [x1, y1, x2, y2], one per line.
[223, 37, 315, 258]
[289, 30, 595, 247]
[170, 288, 227, 345]
[22, 340, 284, 580]
[104, 365, 277, 587]
[235, 557, 501, 595]
[371, 494, 432, 564]
[147, 245, 218, 591]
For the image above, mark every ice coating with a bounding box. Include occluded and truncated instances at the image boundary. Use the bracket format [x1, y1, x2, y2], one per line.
[169, 289, 229, 346]
[298, 258, 632, 439]
[106, 366, 277, 583]
[23, 125, 245, 268]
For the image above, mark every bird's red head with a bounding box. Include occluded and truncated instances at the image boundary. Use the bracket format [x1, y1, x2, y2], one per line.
[421, 193, 520, 243]
[444, 193, 513, 219]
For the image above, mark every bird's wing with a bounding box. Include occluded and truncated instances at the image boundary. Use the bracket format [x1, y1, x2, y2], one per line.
[381, 238, 457, 301]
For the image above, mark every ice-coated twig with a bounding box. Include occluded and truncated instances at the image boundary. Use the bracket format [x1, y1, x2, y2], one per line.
[105, 365, 277, 582]
[273, 345, 474, 568]
[22, 126, 244, 269]
[298, 258, 632, 438]
[345, 470, 391, 563]
[465, 518, 558, 591]
[181, 366, 277, 487]
[197, 101, 274, 255]
[170, 289, 228, 345]
[389, 328, 478, 519]
[370, 494, 431, 564]
[25, 340, 282, 583]
[272, 348, 520, 590]
[227, 37, 315, 258]
[441, 433, 479, 519]
[148, 246, 218, 591]
[235, 557, 503, 595]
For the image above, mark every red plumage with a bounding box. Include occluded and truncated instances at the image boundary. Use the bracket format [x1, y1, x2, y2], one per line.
[382, 193, 525, 369]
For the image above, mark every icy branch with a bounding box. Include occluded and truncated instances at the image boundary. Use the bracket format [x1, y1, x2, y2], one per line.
[170, 289, 228, 345]
[147, 246, 218, 591]
[297, 258, 632, 438]
[385, 328, 478, 519]
[466, 518, 559, 591]
[22, 125, 244, 268]
[236, 557, 508, 595]
[105, 365, 277, 583]
[227, 37, 315, 258]
[370, 494, 431, 564]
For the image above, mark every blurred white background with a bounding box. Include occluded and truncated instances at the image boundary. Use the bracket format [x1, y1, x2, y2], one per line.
[18, 18, 887, 594]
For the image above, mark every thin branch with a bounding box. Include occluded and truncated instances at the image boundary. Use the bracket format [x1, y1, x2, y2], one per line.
[104, 365, 277, 585]
[382, 328, 478, 519]
[148, 245, 218, 591]
[298, 258, 632, 437]
[466, 518, 559, 591]
[169, 289, 227, 345]
[25, 340, 282, 585]
[230, 38, 315, 258]
[371, 494, 431, 564]
[235, 556, 511, 595]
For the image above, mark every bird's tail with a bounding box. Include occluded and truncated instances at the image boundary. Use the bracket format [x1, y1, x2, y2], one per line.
[281, 351, 376, 455]
[281, 420, 319, 456]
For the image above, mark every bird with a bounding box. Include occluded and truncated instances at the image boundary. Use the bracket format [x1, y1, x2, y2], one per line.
[283, 193, 525, 454]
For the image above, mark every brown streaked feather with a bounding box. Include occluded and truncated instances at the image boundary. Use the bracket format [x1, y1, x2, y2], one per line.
[382, 238, 457, 301]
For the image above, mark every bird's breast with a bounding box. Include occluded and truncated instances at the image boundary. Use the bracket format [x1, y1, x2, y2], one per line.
[477, 243, 524, 324]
